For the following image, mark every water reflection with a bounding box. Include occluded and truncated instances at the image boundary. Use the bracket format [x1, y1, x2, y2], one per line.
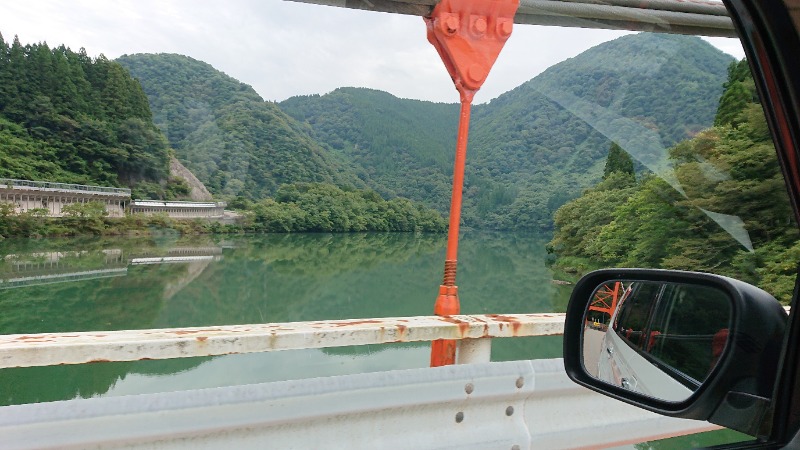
[0, 232, 571, 405]
[1, 249, 128, 289]
[105, 345, 431, 397]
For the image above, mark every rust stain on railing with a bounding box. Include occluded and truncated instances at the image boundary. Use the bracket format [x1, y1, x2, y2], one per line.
[0, 313, 566, 369]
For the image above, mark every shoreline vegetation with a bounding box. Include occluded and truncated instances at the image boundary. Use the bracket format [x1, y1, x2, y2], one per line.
[0, 182, 447, 239]
[546, 60, 800, 304]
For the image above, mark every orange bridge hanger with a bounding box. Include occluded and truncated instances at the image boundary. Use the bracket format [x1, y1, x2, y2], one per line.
[426, 0, 519, 367]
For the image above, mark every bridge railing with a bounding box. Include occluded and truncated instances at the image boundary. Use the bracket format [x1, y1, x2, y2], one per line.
[2, 308, 789, 368]
[0, 313, 563, 368]
[0, 178, 131, 197]
[0, 313, 729, 449]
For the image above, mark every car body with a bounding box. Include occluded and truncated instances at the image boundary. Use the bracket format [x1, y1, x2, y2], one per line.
[564, 1, 800, 447]
[593, 280, 724, 402]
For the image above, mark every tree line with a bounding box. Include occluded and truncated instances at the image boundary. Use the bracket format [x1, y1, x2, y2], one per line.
[240, 183, 446, 233]
[0, 33, 171, 189]
[0, 35, 447, 237]
[548, 60, 799, 303]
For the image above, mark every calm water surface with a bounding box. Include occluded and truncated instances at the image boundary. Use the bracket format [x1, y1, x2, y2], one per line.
[0, 232, 753, 447]
[0, 231, 571, 405]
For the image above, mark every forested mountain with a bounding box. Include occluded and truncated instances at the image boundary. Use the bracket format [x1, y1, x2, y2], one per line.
[0, 32, 171, 191]
[282, 33, 733, 230]
[110, 33, 732, 230]
[0, 35, 446, 236]
[280, 88, 460, 212]
[468, 33, 733, 230]
[116, 54, 363, 199]
[112, 33, 733, 233]
[548, 60, 800, 303]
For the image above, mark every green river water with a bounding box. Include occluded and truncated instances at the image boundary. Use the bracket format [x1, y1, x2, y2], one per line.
[0, 232, 749, 447]
[0, 232, 571, 405]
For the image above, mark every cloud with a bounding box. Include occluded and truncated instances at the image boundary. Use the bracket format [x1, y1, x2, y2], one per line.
[0, 0, 744, 104]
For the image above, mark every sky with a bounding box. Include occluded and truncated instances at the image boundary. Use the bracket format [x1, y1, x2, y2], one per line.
[0, 0, 745, 104]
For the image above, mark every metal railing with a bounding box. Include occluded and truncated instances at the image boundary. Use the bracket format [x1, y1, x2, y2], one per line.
[0, 313, 735, 449]
[0, 313, 564, 368]
[7, 309, 788, 368]
[0, 178, 131, 197]
[0, 346, 721, 450]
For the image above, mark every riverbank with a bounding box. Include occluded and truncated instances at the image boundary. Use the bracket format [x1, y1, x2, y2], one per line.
[0, 210, 238, 239]
[545, 255, 604, 285]
[0, 183, 448, 238]
[0, 207, 447, 239]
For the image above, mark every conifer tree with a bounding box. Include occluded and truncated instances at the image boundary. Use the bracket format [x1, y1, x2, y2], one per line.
[715, 60, 756, 127]
[603, 142, 635, 181]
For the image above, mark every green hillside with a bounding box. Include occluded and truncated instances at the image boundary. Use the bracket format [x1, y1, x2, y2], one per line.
[469, 33, 733, 230]
[0, 33, 170, 190]
[116, 54, 364, 199]
[280, 88, 460, 212]
[283, 33, 734, 231]
[114, 33, 734, 233]
[548, 60, 799, 303]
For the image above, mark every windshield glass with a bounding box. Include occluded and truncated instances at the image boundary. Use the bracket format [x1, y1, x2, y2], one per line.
[0, 1, 793, 448]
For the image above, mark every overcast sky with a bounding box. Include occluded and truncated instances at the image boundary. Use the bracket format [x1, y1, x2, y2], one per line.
[0, 0, 745, 104]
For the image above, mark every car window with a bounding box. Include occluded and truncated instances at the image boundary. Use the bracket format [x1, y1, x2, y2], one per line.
[0, 1, 795, 449]
[647, 284, 731, 383]
[611, 281, 732, 389]
[614, 282, 660, 349]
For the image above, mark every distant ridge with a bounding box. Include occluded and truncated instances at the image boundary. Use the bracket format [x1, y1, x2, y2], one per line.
[283, 33, 734, 230]
[119, 33, 734, 230]
[116, 53, 364, 199]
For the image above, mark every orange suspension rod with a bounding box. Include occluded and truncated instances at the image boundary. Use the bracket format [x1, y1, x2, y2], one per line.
[425, 0, 518, 367]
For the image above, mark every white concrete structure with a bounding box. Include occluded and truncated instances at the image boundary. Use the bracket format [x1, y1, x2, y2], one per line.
[0, 178, 130, 218]
[129, 200, 226, 218]
[0, 179, 229, 220]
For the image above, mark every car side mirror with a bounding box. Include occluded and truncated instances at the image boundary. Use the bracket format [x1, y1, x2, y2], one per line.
[583, 279, 732, 403]
[563, 269, 788, 436]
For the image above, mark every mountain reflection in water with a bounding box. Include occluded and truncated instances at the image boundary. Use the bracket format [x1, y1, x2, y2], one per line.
[0, 232, 570, 405]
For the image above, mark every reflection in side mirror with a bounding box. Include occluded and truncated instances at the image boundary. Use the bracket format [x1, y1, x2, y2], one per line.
[581, 280, 732, 403]
[564, 269, 788, 435]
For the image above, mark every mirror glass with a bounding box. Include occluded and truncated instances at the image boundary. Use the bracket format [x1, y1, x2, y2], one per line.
[581, 280, 732, 402]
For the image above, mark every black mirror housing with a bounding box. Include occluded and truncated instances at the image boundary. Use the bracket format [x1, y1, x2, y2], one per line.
[563, 269, 788, 436]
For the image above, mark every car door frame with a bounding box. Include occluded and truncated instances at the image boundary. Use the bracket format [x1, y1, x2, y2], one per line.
[701, 1, 800, 447]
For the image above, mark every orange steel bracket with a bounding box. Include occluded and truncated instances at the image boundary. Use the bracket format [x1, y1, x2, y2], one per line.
[425, 0, 518, 104]
[426, 0, 518, 367]
[588, 281, 621, 319]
